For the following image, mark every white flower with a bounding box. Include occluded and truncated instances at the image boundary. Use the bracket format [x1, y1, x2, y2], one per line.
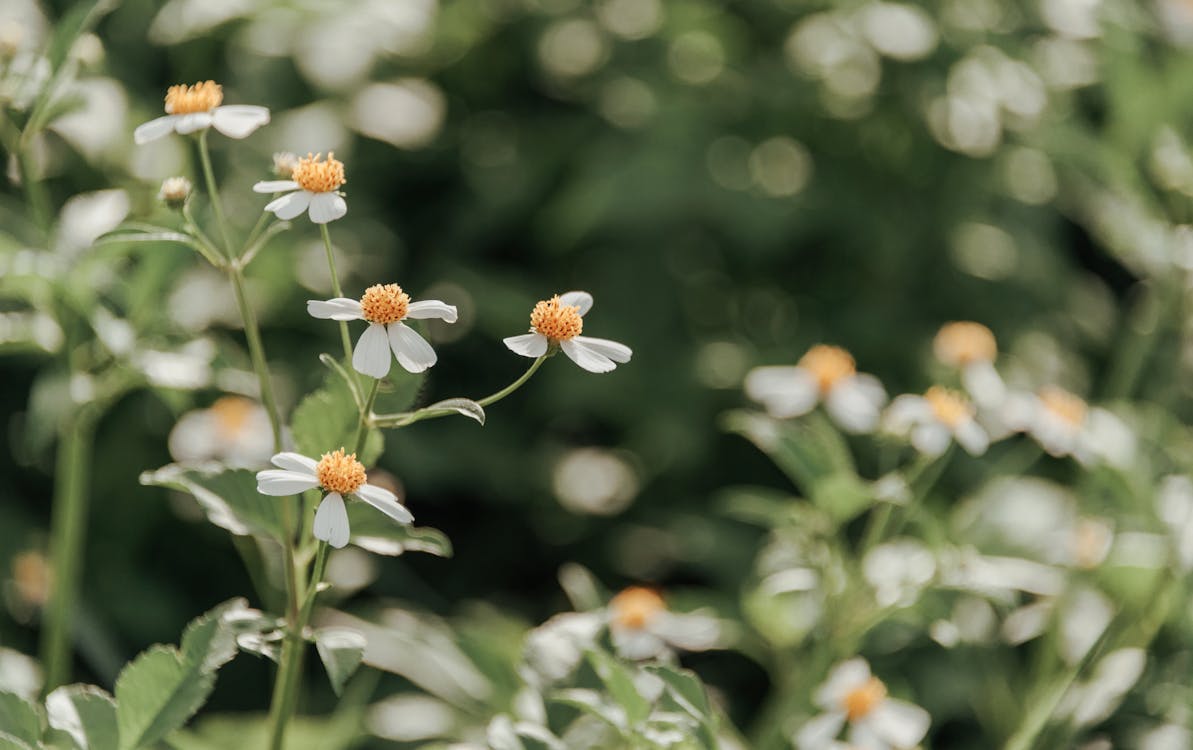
[605, 586, 720, 660]
[1002, 386, 1134, 467]
[504, 291, 632, 373]
[168, 396, 274, 468]
[308, 283, 457, 377]
[255, 449, 412, 549]
[158, 176, 192, 208]
[253, 152, 348, 224]
[796, 657, 930, 750]
[744, 345, 887, 433]
[933, 321, 1005, 408]
[134, 81, 269, 144]
[883, 386, 989, 456]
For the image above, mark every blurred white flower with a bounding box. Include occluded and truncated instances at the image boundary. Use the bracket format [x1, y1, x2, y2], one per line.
[1157, 475, 1193, 570]
[552, 448, 638, 516]
[256, 449, 412, 548]
[271, 151, 299, 178]
[351, 80, 445, 149]
[857, 3, 938, 61]
[308, 283, 457, 377]
[744, 345, 887, 432]
[522, 611, 603, 687]
[863, 539, 936, 608]
[133, 339, 215, 389]
[253, 151, 347, 224]
[1060, 648, 1146, 726]
[884, 386, 989, 456]
[606, 586, 721, 660]
[1003, 386, 1134, 467]
[933, 321, 1005, 408]
[168, 396, 273, 468]
[796, 657, 930, 750]
[505, 292, 632, 374]
[134, 81, 269, 144]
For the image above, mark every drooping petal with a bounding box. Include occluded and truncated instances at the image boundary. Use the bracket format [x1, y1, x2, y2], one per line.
[354, 483, 414, 524]
[174, 112, 214, 134]
[558, 291, 594, 316]
[264, 190, 312, 220]
[352, 323, 392, 379]
[560, 339, 616, 373]
[253, 180, 300, 193]
[503, 332, 549, 358]
[954, 420, 990, 456]
[795, 712, 847, 750]
[611, 629, 667, 661]
[867, 699, 931, 749]
[256, 469, 320, 495]
[406, 299, 458, 322]
[133, 115, 180, 144]
[826, 375, 886, 434]
[307, 297, 364, 321]
[744, 366, 819, 419]
[211, 105, 271, 138]
[387, 322, 437, 373]
[883, 395, 931, 435]
[270, 452, 318, 473]
[653, 611, 720, 651]
[963, 361, 1006, 409]
[308, 191, 348, 224]
[814, 658, 872, 709]
[313, 493, 351, 549]
[571, 335, 631, 363]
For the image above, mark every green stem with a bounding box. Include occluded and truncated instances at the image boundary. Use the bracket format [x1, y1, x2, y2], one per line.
[196, 130, 235, 259]
[40, 410, 96, 694]
[372, 355, 549, 428]
[354, 379, 380, 454]
[228, 268, 284, 451]
[1102, 279, 1180, 400]
[477, 355, 548, 407]
[319, 224, 354, 366]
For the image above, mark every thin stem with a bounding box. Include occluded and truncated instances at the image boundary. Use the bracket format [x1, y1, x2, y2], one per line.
[477, 355, 548, 407]
[228, 267, 284, 451]
[40, 410, 96, 694]
[372, 355, 549, 428]
[196, 130, 235, 259]
[319, 224, 354, 366]
[354, 379, 381, 454]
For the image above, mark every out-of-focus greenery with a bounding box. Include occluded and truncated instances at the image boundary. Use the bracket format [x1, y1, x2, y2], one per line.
[5, 0, 1193, 747]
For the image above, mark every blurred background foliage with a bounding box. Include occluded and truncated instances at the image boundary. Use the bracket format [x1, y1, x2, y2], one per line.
[5, 0, 1193, 747]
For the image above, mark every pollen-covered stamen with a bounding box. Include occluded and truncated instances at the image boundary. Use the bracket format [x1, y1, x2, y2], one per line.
[842, 676, 887, 721]
[799, 345, 856, 393]
[531, 295, 583, 341]
[210, 396, 255, 440]
[360, 284, 410, 325]
[164, 81, 223, 114]
[315, 448, 367, 495]
[925, 385, 972, 428]
[292, 152, 346, 193]
[1039, 386, 1087, 429]
[934, 321, 997, 366]
[609, 586, 666, 630]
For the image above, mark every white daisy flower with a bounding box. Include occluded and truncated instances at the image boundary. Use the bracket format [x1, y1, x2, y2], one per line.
[933, 321, 1005, 408]
[503, 291, 632, 373]
[744, 345, 887, 433]
[253, 152, 348, 224]
[255, 448, 412, 549]
[605, 586, 720, 661]
[307, 283, 457, 378]
[1002, 386, 1135, 467]
[883, 386, 989, 456]
[133, 81, 270, 144]
[168, 395, 274, 468]
[796, 657, 930, 750]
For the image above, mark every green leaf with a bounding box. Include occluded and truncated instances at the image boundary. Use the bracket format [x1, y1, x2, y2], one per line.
[0, 733, 36, 750]
[291, 372, 383, 466]
[0, 692, 41, 745]
[345, 504, 452, 557]
[23, 0, 117, 133]
[139, 465, 284, 542]
[94, 232, 197, 247]
[585, 650, 650, 726]
[809, 472, 872, 523]
[313, 629, 366, 697]
[422, 398, 486, 425]
[46, 685, 118, 750]
[643, 665, 710, 718]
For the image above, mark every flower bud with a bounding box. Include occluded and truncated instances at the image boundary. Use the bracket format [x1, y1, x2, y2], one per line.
[158, 176, 192, 209]
[272, 151, 299, 179]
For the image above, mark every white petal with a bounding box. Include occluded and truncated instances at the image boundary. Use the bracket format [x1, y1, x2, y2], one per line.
[911, 422, 951, 457]
[795, 712, 847, 750]
[963, 361, 1006, 408]
[744, 366, 819, 418]
[387, 322, 437, 373]
[406, 299, 458, 322]
[571, 335, 631, 363]
[269, 452, 318, 473]
[815, 658, 872, 709]
[256, 469, 320, 495]
[826, 375, 887, 434]
[354, 483, 414, 524]
[308, 192, 348, 224]
[352, 323, 393, 379]
[652, 611, 719, 651]
[561, 338, 616, 373]
[868, 699, 931, 748]
[133, 115, 179, 144]
[504, 332, 549, 358]
[313, 493, 351, 549]
[211, 105, 270, 138]
[954, 420, 990, 456]
[883, 395, 931, 435]
[611, 629, 667, 661]
[174, 112, 213, 134]
[264, 190, 311, 220]
[558, 291, 594, 316]
[307, 297, 364, 321]
[253, 180, 300, 193]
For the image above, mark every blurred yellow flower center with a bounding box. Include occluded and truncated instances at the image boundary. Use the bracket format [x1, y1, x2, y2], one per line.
[1073, 518, 1111, 569]
[12, 550, 51, 607]
[292, 152, 346, 193]
[609, 586, 665, 630]
[1039, 386, 1087, 428]
[934, 321, 997, 366]
[531, 296, 583, 341]
[925, 386, 972, 428]
[210, 396, 255, 439]
[842, 676, 887, 721]
[164, 81, 223, 114]
[316, 449, 367, 495]
[360, 284, 410, 324]
[799, 345, 856, 393]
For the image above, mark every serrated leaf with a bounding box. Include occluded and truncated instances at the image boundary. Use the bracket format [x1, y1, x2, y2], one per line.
[139, 465, 284, 541]
[179, 599, 252, 673]
[0, 692, 41, 744]
[585, 650, 650, 726]
[46, 685, 117, 750]
[345, 504, 451, 557]
[313, 629, 366, 697]
[291, 372, 383, 466]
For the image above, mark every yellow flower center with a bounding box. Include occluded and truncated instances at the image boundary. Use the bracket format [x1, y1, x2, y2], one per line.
[360, 284, 410, 325]
[164, 81, 223, 114]
[315, 449, 367, 495]
[609, 586, 666, 630]
[292, 152, 346, 193]
[799, 345, 856, 393]
[531, 295, 584, 341]
[1039, 386, 1087, 428]
[934, 321, 997, 366]
[925, 385, 972, 428]
[842, 677, 887, 721]
[12, 550, 51, 607]
[210, 396, 255, 440]
[1073, 518, 1110, 569]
